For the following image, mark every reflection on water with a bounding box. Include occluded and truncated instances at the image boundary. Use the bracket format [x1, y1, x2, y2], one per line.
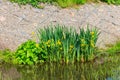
[0, 62, 119, 80]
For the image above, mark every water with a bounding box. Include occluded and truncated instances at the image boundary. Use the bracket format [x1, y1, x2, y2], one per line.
[0, 62, 119, 80]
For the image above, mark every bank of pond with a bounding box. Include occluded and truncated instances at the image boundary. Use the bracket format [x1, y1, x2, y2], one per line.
[0, 25, 120, 80]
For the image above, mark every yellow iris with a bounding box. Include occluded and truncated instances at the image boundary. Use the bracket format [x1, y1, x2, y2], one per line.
[45, 40, 51, 45]
[32, 31, 35, 35]
[36, 43, 39, 48]
[81, 44, 85, 47]
[57, 40, 62, 45]
[90, 31, 94, 35]
[47, 45, 50, 47]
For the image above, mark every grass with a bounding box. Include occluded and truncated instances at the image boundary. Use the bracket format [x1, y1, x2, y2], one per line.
[9, 0, 120, 8]
[0, 49, 14, 63]
[105, 41, 120, 54]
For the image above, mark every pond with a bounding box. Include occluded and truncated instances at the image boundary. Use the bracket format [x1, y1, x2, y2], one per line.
[0, 59, 120, 80]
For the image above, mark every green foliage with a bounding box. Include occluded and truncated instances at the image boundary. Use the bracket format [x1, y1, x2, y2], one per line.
[106, 41, 120, 54]
[56, 0, 76, 8]
[0, 25, 99, 65]
[37, 25, 99, 63]
[0, 49, 14, 63]
[9, 0, 120, 8]
[56, 0, 86, 8]
[10, 0, 50, 8]
[101, 0, 120, 5]
[14, 40, 47, 65]
[9, 0, 86, 8]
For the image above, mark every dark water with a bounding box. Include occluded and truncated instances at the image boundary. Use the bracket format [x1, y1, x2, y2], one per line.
[0, 62, 120, 80]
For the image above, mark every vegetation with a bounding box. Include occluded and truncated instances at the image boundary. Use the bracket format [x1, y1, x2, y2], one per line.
[106, 41, 120, 54]
[0, 49, 13, 63]
[9, 0, 86, 8]
[0, 24, 120, 79]
[1, 24, 120, 65]
[14, 40, 47, 65]
[9, 0, 120, 8]
[0, 25, 99, 65]
[102, 0, 120, 5]
[55, 0, 86, 8]
[37, 25, 99, 63]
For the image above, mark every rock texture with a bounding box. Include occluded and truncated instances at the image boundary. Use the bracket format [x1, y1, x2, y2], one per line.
[0, 0, 120, 50]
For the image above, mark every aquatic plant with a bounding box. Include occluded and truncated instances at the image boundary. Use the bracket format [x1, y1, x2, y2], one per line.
[37, 25, 99, 63]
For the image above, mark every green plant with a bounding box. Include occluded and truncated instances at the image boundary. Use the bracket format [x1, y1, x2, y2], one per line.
[9, 0, 86, 8]
[14, 40, 47, 65]
[55, 0, 86, 8]
[9, 0, 120, 8]
[10, 0, 47, 8]
[56, 0, 75, 8]
[37, 25, 99, 63]
[78, 27, 99, 61]
[106, 41, 120, 54]
[0, 49, 14, 63]
[101, 0, 120, 5]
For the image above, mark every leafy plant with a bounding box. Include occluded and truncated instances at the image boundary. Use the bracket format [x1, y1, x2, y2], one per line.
[14, 40, 47, 65]
[37, 25, 99, 63]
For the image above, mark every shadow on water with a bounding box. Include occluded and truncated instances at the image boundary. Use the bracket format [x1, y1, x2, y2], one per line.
[0, 54, 120, 80]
